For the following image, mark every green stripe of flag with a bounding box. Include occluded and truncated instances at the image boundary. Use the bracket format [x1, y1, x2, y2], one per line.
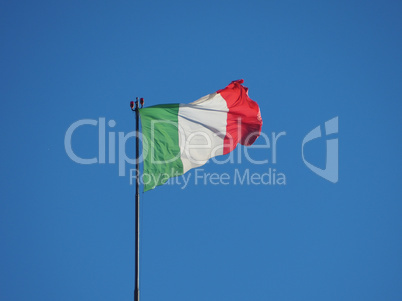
[139, 104, 183, 191]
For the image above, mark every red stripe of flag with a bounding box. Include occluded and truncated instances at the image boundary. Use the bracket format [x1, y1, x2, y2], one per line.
[218, 79, 263, 155]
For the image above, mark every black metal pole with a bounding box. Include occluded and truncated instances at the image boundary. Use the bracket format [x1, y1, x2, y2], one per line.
[131, 98, 140, 301]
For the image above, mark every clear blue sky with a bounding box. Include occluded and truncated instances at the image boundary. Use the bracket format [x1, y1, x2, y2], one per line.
[1, 0, 401, 300]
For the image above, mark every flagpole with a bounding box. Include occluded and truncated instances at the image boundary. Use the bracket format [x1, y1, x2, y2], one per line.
[131, 98, 141, 301]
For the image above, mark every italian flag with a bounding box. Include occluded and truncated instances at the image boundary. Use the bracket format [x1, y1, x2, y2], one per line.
[139, 79, 263, 191]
